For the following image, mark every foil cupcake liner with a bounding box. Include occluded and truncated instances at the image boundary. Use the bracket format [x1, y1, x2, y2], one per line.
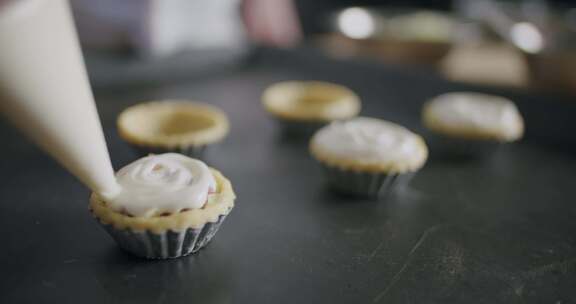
[320, 163, 414, 198]
[95, 213, 229, 259]
[427, 133, 501, 159]
[276, 118, 328, 138]
[130, 144, 208, 160]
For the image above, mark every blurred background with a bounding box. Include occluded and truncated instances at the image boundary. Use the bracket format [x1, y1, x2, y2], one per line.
[72, 0, 576, 95]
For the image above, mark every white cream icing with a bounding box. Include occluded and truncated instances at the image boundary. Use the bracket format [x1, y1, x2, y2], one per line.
[426, 92, 523, 140]
[109, 153, 216, 217]
[312, 117, 426, 165]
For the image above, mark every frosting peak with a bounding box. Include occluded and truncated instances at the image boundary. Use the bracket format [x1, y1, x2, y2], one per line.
[109, 153, 215, 217]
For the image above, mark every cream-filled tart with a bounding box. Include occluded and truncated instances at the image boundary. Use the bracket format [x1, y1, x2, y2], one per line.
[90, 153, 235, 259]
[310, 117, 428, 197]
[422, 92, 524, 157]
[423, 92, 524, 141]
[117, 101, 229, 159]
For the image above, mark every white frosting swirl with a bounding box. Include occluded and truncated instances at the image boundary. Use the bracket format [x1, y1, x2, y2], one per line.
[425, 92, 523, 140]
[312, 117, 426, 166]
[108, 153, 216, 217]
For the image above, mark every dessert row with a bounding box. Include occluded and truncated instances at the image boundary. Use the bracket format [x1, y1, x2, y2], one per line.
[116, 80, 523, 196]
[93, 80, 524, 259]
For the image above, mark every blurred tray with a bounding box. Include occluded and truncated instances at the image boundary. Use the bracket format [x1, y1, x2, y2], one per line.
[0, 48, 575, 303]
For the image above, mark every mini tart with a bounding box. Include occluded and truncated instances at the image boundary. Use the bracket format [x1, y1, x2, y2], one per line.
[422, 93, 524, 142]
[310, 139, 428, 174]
[90, 169, 235, 234]
[309, 125, 428, 174]
[310, 118, 428, 197]
[117, 101, 229, 150]
[262, 81, 361, 122]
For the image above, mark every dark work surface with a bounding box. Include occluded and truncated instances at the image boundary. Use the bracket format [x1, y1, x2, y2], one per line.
[1, 48, 576, 304]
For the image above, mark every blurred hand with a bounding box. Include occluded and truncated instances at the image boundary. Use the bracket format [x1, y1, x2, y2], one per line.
[241, 0, 302, 48]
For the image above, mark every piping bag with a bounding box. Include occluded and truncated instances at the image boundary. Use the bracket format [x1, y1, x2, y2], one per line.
[0, 0, 120, 197]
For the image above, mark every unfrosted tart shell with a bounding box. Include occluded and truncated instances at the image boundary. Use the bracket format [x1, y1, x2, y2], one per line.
[90, 169, 235, 234]
[262, 81, 361, 122]
[117, 101, 229, 149]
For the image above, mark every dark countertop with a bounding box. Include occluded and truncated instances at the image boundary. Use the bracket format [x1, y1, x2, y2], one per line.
[1, 48, 575, 304]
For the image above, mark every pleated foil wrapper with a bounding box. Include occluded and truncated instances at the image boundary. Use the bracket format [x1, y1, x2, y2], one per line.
[320, 163, 414, 198]
[95, 213, 229, 259]
[130, 144, 208, 160]
[276, 118, 328, 137]
[427, 133, 501, 159]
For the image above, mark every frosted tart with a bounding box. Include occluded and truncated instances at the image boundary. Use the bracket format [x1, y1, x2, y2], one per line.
[423, 92, 524, 141]
[310, 117, 428, 197]
[90, 153, 235, 259]
[422, 92, 524, 157]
